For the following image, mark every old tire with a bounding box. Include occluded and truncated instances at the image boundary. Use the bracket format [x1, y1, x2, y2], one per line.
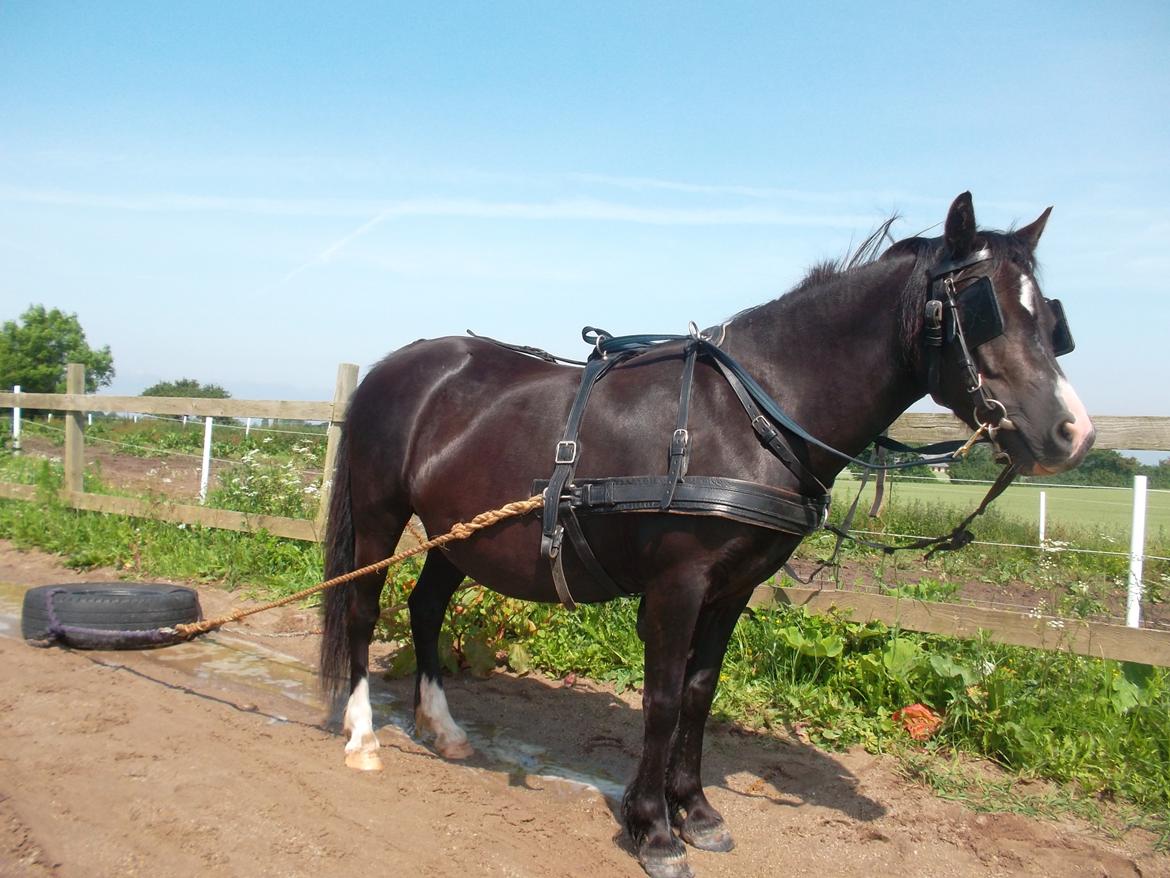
[21, 583, 202, 650]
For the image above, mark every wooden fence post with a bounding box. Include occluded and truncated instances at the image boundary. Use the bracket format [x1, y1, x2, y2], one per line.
[63, 363, 85, 495]
[316, 363, 359, 535]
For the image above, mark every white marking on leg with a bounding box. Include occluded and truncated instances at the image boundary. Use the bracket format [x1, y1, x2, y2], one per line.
[417, 676, 473, 759]
[1019, 273, 1038, 316]
[343, 676, 382, 770]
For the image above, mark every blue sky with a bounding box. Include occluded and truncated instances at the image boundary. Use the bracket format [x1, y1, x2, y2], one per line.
[1, 2, 1167, 428]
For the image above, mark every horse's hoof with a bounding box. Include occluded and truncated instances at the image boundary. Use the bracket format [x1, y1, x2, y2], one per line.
[637, 837, 693, 878]
[436, 736, 474, 760]
[344, 749, 384, 772]
[638, 851, 694, 878]
[680, 820, 734, 853]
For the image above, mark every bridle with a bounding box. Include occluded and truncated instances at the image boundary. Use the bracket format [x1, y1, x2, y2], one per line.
[921, 245, 1076, 451]
[922, 247, 1010, 438]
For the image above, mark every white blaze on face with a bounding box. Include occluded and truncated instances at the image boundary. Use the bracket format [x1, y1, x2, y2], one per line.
[1056, 375, 1094, 456]
[1019, 273, 1039, 316]
[343, 676, 377, 753]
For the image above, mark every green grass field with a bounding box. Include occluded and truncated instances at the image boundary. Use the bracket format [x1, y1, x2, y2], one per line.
[834, 474, 1170, 546]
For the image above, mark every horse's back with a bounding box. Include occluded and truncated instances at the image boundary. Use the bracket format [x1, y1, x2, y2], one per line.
[345, 336, 576, 508]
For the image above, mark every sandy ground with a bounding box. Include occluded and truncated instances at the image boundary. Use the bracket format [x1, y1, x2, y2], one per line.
[0, 541, 1166, 878]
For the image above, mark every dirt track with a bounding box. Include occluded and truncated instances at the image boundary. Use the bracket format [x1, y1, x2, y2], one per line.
[0, 541, 1165, 878]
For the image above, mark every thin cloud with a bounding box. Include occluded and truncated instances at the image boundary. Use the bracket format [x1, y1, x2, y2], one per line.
[0, 185, 869, 227]
[0, 185, 361, 217]
[258, 197, 873, 294]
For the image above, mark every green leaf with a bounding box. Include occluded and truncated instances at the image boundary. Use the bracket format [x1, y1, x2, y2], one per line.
[882, 638, 922, 679]
[506, 643, 532, 676]
[1110, 675, 1141, 714]
[929, 654, 979, 687]
[1121, 660, 1155, 689]
[382, 643, 416, 679]
[777, 626, 842, 658]
[463, 631, 498, 678]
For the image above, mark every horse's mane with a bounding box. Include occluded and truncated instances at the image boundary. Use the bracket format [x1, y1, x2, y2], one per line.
[726, 216, 925, 366]
[757, 219, 1039, 370]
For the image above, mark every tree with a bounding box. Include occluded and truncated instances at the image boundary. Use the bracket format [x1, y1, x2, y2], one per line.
[141, 378, 231, 399]
[946, 444, 1003, 481]
[1031, 449, 1138, 487]
[1144, 458, 1170, 490]
[0, 305, 114, 393]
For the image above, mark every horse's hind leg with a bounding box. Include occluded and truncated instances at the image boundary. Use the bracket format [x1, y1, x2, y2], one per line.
[666, 593, 751, 853]
[342, 528, 404, 771]
[409, 549, 473, 759]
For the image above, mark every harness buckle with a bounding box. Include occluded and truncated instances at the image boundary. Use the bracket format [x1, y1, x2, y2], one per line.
[670, 428, 689, 456]
[554, 440, 578, 465]
[751, 414, 778, 442]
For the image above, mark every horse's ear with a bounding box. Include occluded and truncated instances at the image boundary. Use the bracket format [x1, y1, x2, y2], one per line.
[1016, 206, 1053, 251]
[944, 191, 977, 259]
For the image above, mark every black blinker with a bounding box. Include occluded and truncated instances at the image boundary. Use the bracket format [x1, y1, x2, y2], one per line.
[1047, 298, 1075, 356]
[956, 276, 1004, 349]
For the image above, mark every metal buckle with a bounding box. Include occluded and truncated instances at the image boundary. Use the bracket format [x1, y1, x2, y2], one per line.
[671, 428, 689, 454]
[555, 440, 578, 465]
[751, 414, 777, 441]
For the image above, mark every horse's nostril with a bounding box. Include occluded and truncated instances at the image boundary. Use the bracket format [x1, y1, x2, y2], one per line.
[1050, 417, 1078, 455]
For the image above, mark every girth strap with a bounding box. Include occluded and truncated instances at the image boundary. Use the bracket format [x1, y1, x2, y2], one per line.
[535, 476, 829, 536]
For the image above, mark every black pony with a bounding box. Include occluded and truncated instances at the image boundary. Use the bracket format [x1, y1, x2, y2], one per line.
[320, 193, 1093, 878]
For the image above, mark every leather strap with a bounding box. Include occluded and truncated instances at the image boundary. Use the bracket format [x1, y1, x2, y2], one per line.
[661, 341, 698, 509]
[540, 353, 626, 608]
[561, 506, 631, 596]
[705, 353, 829, 497]
[536, 475, 829, 537]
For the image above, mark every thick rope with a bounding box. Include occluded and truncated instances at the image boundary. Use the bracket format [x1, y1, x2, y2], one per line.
[172, 495, 544, 639]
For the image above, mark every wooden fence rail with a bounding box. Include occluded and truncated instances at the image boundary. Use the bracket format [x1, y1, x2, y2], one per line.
[2, 364, 1169, 665]
[1, 363, 358, 543]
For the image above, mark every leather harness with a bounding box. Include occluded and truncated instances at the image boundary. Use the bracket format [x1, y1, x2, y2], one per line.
[535, 325, 832, 609]
[507, 245, 1042, 608]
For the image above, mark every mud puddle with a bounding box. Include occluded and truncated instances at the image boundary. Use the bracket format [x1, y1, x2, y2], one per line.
[0, 579, 624, 801]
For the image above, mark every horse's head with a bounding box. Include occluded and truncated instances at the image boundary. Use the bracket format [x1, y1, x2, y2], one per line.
[922, 192, 1095, 476]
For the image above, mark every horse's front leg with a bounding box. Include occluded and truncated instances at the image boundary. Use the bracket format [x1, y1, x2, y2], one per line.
[409, 549, 473, 759]
[666, 592, 752, 853]
[623, 581, 705, 878]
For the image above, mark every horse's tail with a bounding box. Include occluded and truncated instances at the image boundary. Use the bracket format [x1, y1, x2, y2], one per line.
[320, 426, 354, 704]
